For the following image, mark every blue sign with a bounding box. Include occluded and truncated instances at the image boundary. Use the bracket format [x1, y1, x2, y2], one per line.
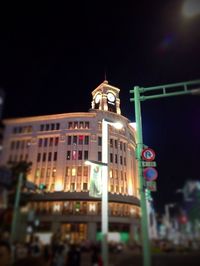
[143, 167, 158, 181]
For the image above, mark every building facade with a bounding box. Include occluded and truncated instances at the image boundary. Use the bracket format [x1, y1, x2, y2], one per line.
[1, 80, 140, 243]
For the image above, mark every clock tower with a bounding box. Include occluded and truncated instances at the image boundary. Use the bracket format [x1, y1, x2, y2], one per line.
[91, 80, 121, 114]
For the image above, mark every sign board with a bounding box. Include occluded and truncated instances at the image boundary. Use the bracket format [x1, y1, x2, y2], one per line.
[146, 181, 157, 191]
[142, 161, 157, 167]
[141, 148, 156, 161]
[143, 167, 158, 181]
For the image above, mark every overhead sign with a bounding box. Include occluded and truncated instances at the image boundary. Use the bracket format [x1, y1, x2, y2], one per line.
[146, 181, 157, 191]
[141, 148, 156, 161]
[142, 161, 157, 167]
[143, 167, 158, 181]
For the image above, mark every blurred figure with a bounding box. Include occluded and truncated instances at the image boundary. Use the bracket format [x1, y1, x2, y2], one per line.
[66, 244, 81, 266]
[91, 245, 102, 266]
[0, 240, 12, 266]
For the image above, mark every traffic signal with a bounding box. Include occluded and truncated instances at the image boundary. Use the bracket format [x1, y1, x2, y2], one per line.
[38, 183, 47, 190]
[145, 189, 152, 201]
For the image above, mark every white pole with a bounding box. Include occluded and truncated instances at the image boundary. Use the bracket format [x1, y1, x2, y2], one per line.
[102, 119, 108, 266]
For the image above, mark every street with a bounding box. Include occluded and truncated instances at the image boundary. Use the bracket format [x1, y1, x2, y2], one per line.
[81, 250, 200, 266]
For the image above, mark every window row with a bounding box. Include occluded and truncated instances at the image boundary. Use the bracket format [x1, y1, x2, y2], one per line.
[37, 152, 57, 162]
[12, 125, 32, 134]
[38, 137, 59, 147]
[8, 153, 29, 163]
[35, 167, 57, 178]
[10, 139, 31, 150]
[97, 152, 126, 165]
[67, 135, 89, 145]
[66, 150, 88, 160]
[98, 137, 126, 151]
[34, 166, 89, 179]
[68, 121, 90, 130]
[40, 123, 60, 131]
[31, 201, 137, 217]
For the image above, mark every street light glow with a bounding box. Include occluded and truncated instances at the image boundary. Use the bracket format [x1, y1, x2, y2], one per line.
[182, 0, 200, 18]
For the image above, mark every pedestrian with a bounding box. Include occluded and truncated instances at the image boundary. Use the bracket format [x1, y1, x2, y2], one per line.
[66, 244, 81, 266]
[0, 240, 12, 266]
[91, 246, 102, 266]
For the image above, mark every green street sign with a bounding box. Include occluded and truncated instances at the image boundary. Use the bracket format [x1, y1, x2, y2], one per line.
[142, 161, 157, 167]
[146, 181, 157, 191]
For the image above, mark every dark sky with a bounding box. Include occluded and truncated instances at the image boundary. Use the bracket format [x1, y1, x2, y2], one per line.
[0, 1, 200, 213]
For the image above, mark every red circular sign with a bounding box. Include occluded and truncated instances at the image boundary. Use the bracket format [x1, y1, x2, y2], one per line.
[141, 148, 156, 161]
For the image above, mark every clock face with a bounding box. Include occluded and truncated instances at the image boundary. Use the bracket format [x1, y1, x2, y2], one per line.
[95, 93, 101, 104]
[107, 92, 115, 102]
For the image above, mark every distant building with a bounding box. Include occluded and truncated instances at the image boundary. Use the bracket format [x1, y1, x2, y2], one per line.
[1, 80, 140, 243]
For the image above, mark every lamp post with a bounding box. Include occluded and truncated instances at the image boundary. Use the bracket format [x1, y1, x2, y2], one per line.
[11, 172, 23, 243]
[101, 118, 123, 266]
[130, 79, 200, 266]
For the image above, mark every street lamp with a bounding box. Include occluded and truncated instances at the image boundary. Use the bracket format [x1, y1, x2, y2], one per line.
[101, 118, 123, 266]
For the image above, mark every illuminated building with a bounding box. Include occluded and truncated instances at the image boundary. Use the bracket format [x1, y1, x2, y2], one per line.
[1, 80, 140, 243]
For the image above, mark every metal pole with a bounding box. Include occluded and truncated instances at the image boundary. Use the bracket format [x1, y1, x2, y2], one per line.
[101, 119, 109, 266]
[11, 172, 23, 243]
[134, 86, 151, 266]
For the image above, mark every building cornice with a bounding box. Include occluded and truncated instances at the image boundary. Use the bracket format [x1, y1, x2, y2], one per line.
[29, 192, 140, 206]
[3, 112, 97, 124]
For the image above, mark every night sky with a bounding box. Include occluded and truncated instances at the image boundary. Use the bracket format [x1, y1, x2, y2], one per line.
[0, 1, 200, 213]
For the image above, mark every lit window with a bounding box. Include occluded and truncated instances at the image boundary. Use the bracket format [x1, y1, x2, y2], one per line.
[72, 150, 77, 160]
[65, 166, 70, 177]
[68, 122, 73, 129]
[46, 168, 51, 177]
[70, 183, 75, 192]
[74, 122, 78, 129]
[79, 122, 84, 129]
[78, 135, 84, 145]
[52, 168, 56, 177]
[35, 168, 40, 178]
[83, 166, 88, 176]
[83, 183, 87, 191]
[109, 169, 113, 178]
[77, 166, 82, 176]
[85, 122, 89, 129]
[41, 168, 45, 178]
[72, 168, 76, 176]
